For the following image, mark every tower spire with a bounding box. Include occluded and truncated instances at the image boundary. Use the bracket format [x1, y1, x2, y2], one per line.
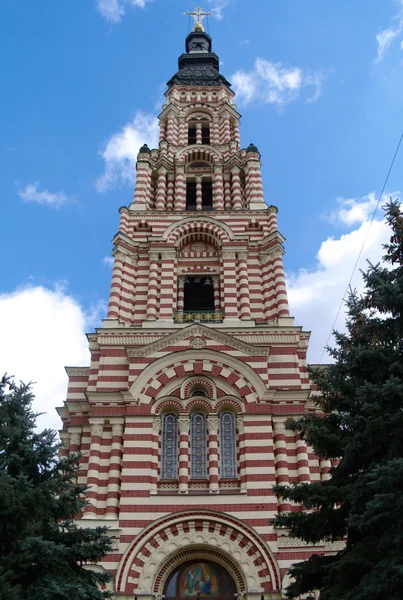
[184, 6, 212, 32]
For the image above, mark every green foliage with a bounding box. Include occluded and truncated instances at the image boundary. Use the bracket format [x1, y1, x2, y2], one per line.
[0, 376, 113, 599]
[273, 200, 403, 599]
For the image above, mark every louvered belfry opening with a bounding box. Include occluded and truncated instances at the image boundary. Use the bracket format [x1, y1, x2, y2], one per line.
[184, 276, 214, 311]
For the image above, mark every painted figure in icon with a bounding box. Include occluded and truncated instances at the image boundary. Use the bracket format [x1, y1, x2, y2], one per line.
[181, 563, 218, 596]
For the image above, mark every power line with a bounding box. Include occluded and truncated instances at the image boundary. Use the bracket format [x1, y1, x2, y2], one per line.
[319, 131, 403, 364]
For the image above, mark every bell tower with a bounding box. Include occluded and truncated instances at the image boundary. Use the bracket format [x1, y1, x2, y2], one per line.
[59, 11, 333, 600]
[105, 17, 290, 328]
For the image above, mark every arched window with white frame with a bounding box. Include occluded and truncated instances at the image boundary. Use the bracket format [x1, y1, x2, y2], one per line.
[161, 413, 178, 480]
[190, 412, 207, 479]
[219, 411, 237, 479]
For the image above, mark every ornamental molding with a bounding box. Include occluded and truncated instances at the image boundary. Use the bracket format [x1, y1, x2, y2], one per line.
[65, 367, 90, 377]
[97, 334, 163, 346]
[189, 336, 207, 349]
[126, 324, 266, 358]
[232, 333, 300, 345]
[277, 537, 345, 552]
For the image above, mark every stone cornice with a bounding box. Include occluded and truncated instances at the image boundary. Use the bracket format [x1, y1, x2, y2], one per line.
[65, 367, 90, 377]
[126, 324, 267, 358]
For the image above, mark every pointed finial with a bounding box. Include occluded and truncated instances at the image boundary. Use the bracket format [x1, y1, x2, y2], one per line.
[184, 6, 212, 32]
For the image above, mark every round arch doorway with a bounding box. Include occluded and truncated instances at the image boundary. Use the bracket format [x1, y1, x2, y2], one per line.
[164, 560, 237, 600]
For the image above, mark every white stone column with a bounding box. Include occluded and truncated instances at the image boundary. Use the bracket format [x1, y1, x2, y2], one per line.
[107, 250, 125, 320]
[196, 176, 203, 211]
[208, 417, 219, 494]
[273, 420, 292, 513]
[146, 251, 160, 320]
[296, 437, 310, 483]
[150, 418, 160, 495]
[212, 275, 220, 312]
[132, 157, 151, 211]
[213, 166, 224, 210]
[196, 122, 203, 144]
[84, 422, 104, 518]
[224, 173, 232, 210]
[272, 249, 290, 318]
[259, 253, 275, 322]
[166, 173, 174, 211]
[174, 164, 186, 211]
[159, 250, 176, 320]
[155, 167, 167, 211]
[222, 250, 238, 320]
[237, 251, 251, 320]
[105, 422, 124, 517]
[237, 419, 247, 493]
[178, 418, 189, 494]
[231, 166, 243, 210]
[177, 276, 185, 312]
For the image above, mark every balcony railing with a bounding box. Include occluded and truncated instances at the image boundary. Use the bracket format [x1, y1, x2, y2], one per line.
[174, 310, 224, 323]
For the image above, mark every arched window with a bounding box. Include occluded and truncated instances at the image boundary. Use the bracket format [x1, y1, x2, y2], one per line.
[189, 389, 208, 398]
[161, 413, 178, 480]
[219, 412, 237, 479]
[190, 412, 207, 479]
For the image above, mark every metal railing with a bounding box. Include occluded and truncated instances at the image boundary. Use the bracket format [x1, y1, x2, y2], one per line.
[174, 310, 224, 323]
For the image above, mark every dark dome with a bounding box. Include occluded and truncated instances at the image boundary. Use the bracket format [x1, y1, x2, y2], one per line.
[246, 143, 259, 153]
[139, 143, 151, 154]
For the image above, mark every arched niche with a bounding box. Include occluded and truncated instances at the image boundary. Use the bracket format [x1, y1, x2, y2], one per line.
[164, 559, 237, 598]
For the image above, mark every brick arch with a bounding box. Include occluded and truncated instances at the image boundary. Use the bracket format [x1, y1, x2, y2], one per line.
[115, 510, 281, 594]
[163, 217, 233, 245]
[185, 398, 212, 414]
[183, 106, 214, 121]
[133, 351, 266, 411]
[215, 397, 242, 414]
[178, 232, 220, 253]
[154, 398, 184, 415]
[176, 144, 222, 165]
[183, 377, 215, 399]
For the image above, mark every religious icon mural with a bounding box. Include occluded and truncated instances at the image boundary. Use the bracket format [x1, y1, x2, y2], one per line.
[164, 560, 236, 598]
[180, 562, 218, 596]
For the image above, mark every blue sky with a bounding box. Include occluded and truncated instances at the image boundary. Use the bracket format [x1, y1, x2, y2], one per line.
[1, 0, 403, 429]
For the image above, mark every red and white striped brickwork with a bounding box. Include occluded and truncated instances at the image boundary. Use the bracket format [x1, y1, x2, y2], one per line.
[57, 61, 333, 600]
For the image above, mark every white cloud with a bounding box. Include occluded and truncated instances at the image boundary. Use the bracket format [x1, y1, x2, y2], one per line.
[287, 194, 398, 363]
[96, 111, 159, 192]
[96, 0, 150, 23]
[231, 58, 323, 107]
[208, 0, 231, 20]
[18, 182, 70, 209]
[103, 256, 114, 267]
[375, 0, 403, 61]
[0, 284, 104, 432]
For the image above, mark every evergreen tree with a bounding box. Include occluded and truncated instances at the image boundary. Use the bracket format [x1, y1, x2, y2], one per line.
[0, 376, 113, 599]
[273, 200, 403, 600]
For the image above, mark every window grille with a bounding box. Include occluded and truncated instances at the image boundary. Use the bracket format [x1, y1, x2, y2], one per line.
[190, 412, 207, 479]
[161, 413, 178, 480]
[219, 412, 237, 479]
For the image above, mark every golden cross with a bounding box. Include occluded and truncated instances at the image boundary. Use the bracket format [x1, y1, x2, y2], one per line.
[184, 6, 212, 28]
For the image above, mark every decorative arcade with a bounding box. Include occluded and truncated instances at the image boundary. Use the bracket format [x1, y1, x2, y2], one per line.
[58, 9, 338, 600]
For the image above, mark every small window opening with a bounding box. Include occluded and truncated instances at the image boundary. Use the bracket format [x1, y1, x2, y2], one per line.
[184, 276, 214, 311]
[186, 181, 197, 210]
[188, 125, 197, 145]
[202, 125, 210, 145]
[190, 389, 208, 398]
[202, 181, 213, 210]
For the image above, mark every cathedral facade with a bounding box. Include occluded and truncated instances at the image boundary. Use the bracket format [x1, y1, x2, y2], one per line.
[58, 18, 338, 600]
